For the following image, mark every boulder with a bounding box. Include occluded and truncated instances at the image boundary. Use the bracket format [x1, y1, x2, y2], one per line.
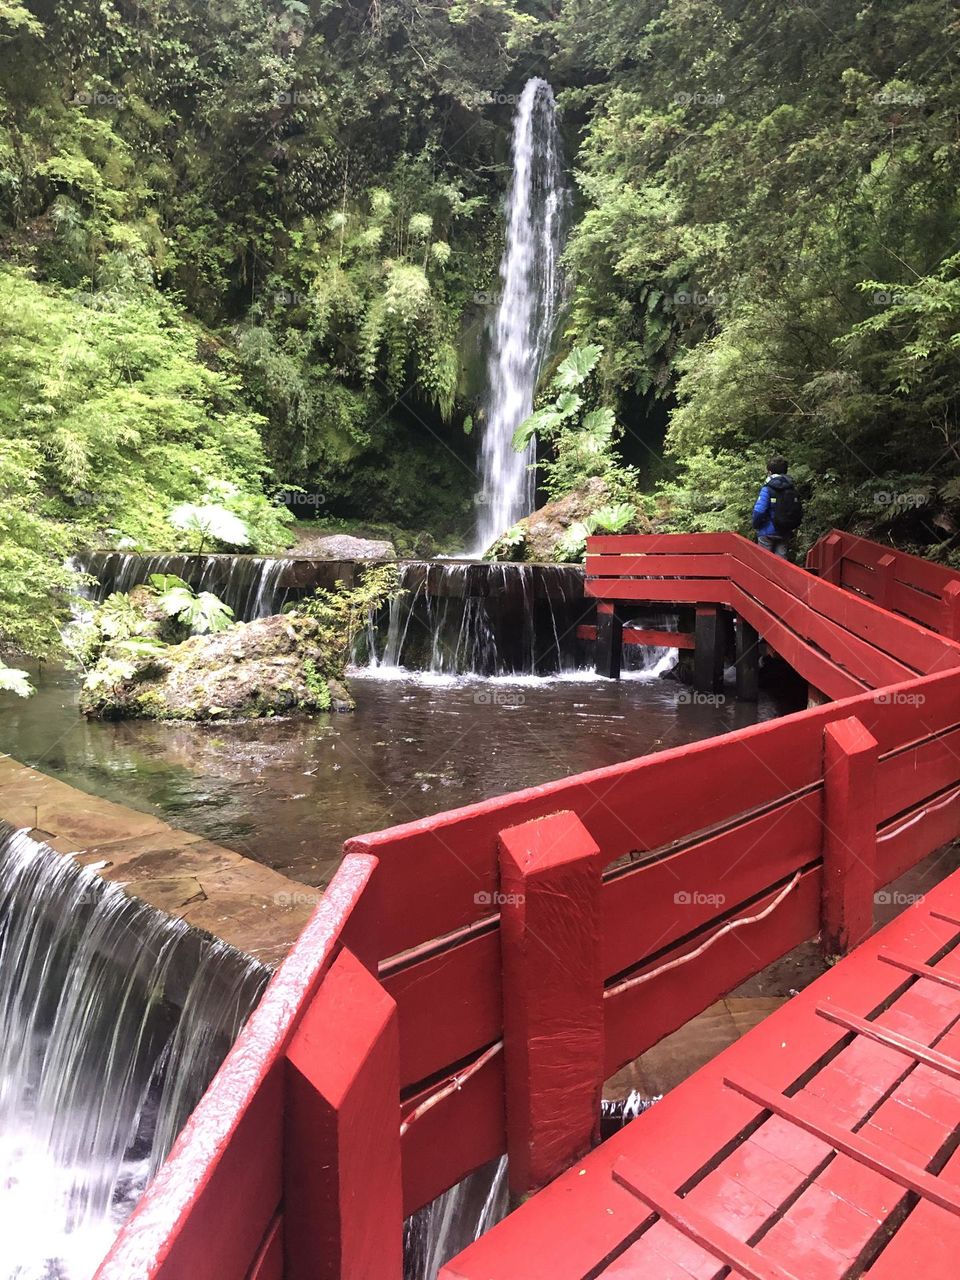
[488, 478, 650, 562]
[80, 612, 356, 721]
[292, 532, 397, 560]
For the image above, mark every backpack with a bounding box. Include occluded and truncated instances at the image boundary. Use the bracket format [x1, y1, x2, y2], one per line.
[770, 480, 803, 535]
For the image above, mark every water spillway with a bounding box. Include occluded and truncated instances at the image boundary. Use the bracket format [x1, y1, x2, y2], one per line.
[473, 77, 568, 554]
[0, 822, 268, 1280]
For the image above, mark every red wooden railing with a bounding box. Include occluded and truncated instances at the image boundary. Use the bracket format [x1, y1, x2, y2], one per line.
[95, 531, 960, 1280]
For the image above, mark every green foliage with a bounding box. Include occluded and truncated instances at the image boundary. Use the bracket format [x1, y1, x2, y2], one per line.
[292, 561, 401, 669]
[168, 504, 251, 554]
[0, 661, 33, 697]
[514, 344, 640, 503]
[149, 575, 235, 635]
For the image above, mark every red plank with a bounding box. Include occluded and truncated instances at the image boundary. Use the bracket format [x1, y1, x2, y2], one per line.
[601, 793, 822, 978]
[724, 1074, 960, 1216]
[611, 1163, 800, 1280]
[815, 1005, 960, 1081]
[382, 930, 500, 1090]
[820, 716, 878, 954]
[586, 553, 733, 578]
[247, 1216, 282, 1280]
[576, 624, 695, 649]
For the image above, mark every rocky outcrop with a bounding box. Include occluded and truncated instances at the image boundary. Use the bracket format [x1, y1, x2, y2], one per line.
[80, 613, 355, 721]
[290, 532, 397, 560]
[487, 478, 651, 562]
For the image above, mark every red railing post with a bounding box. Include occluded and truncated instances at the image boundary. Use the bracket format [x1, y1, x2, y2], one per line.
[284, 948, 403, 1280]
[811, 531, 844, 584]
[694, 605, 724, 694]
[821, 716, 878, 955]
[876, 552, 897, 609]
[941, 581, 960, 640]
[498, 810, 603, 1199]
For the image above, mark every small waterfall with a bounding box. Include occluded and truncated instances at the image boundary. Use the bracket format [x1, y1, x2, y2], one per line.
[473, 78, 568, 554]
[0, 823, 268, 1280]
[72, 551, 293, 621]
[362, 561, 587, 677]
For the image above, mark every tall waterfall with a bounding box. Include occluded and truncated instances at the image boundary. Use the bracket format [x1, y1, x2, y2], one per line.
[474, 78, 568, 554]
[0, 823, 268, 1280]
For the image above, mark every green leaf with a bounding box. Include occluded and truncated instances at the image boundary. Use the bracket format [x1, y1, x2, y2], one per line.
[553, 345, 602, 391]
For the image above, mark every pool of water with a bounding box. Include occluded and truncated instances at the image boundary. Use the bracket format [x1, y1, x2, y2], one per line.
[1, 664, 799, 886]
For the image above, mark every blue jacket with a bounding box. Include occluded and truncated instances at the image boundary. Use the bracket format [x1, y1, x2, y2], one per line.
[752, 474, 794, 538]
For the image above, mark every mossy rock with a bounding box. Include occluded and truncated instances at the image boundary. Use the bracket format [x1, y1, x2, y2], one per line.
[80, 612, 356, 721]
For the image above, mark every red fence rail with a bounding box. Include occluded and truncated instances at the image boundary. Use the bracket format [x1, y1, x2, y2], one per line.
[95, 531, 960, 1280]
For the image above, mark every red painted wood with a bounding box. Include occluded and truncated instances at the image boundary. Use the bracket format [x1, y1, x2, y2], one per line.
[285, 947, 402, 1280]
[600, 794, 822, 978]
[603, 869, 822, 1076]
[399, 1046, 505, 1216]
[246, 1215, 283, 1280]
[724, 1073, 960, 1215]
[382, 930, 500, 1090]
[815, 1005, 960, 1079]
[876, 783, 960, 884]
[612, 1163, 800, 1280]
[499, 812, 603, 1196]
[586, 553, 733, 579]
[576, 624, 695, 649]
[876, 726, 960, 822]
[821, 717, 878, 954]
[95, 854, 378, 1280]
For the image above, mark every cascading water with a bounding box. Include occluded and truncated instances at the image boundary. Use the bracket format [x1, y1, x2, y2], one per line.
[363, 561, 587, 677]
[473, 78, 568, 554]
[0, 823, 268, 1280]
[71, 551, 293, 621]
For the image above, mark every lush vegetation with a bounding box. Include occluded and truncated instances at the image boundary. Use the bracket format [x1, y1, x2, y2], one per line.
[2, 0, 959, 661]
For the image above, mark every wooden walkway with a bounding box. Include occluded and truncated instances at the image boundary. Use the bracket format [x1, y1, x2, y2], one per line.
[442, 863, 960, 1279]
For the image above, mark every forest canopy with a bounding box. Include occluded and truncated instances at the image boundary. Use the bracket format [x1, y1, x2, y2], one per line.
[1, 0, 959, 657]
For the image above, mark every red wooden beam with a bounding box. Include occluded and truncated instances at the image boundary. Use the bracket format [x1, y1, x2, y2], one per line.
[877, 950, 960, 992]
[576, 624, 695, 649]
[611, 1161, 801, 1280]
[815, 1004, 960, 1081]
[724, 1073, 960, 1216]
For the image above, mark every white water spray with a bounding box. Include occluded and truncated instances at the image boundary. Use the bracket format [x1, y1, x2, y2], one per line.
[473, 78, 568, 554]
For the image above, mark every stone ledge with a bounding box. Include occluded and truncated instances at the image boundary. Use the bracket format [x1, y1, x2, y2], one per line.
[0, 754, 319, 966]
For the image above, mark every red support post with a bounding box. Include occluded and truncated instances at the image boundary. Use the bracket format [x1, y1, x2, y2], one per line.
[595, 600, 623, 679]
[812, 531, 844, 584]
[821, 716, 878, 955]
[284, 948, 403, 1280]
[941, 580, 960, 641]
[876, 552, 897, 609]
[498, 810, 604, 1199]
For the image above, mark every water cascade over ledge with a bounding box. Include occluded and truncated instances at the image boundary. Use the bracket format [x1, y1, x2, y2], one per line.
[0, 822, 269, 1280]
[473, 77, 568, 554]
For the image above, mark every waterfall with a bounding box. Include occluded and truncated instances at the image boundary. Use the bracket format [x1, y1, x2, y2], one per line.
[0, 823, 268, 1280]
[473, 78, 568, 554]
[362, 561, 587, 677]
[72, 551, 293, 622]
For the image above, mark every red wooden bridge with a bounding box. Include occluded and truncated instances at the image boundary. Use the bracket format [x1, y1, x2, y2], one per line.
[93, 531, 960, 1280]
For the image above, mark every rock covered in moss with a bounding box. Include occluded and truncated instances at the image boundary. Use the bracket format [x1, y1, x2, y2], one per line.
[80, 612, 355, 720]
[487, 478, 650, 562]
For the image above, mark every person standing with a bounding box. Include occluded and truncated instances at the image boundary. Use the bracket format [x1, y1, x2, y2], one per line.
[752, 456, 803, 556]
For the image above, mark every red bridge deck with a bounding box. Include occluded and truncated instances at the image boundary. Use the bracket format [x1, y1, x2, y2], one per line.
[442, 863, 960, 1280]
